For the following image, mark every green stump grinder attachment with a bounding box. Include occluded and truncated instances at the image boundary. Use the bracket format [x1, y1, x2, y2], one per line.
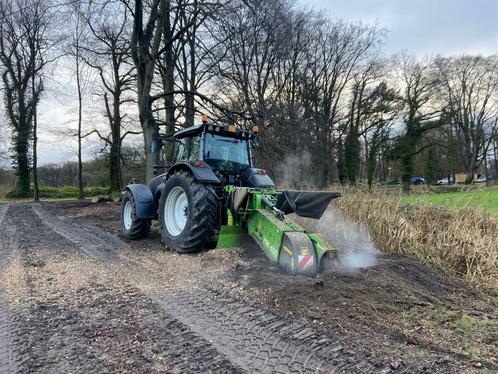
[218, 186, 340, 277]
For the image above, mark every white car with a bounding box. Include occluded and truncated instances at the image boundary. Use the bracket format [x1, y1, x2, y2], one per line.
[437, 177, 452, 185]
[476, 176, 487, 183]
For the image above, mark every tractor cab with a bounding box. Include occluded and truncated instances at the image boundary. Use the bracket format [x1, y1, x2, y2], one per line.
[173, 122, 254, 172]
[169, 121, 273, 188]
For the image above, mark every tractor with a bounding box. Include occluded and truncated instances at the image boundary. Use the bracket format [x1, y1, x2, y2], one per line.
[121, 117, 340, 276]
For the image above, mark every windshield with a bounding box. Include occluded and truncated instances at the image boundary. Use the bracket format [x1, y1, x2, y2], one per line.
[204, 133, 250, 171]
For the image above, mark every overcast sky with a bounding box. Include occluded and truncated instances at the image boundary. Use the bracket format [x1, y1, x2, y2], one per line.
[302, 0, 498, 56]
[31, 0, 498, 165]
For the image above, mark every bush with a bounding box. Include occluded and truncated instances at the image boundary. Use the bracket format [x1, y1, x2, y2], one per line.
[5, 186, 112, 199]
[5, 189, 32, 199]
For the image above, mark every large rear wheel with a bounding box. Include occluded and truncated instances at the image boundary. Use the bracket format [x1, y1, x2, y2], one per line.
[121, 190, 151, 239]
[159, 171, 219, 253]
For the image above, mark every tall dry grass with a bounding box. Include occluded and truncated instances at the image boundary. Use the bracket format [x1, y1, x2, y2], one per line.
[335, 191, 498, 287]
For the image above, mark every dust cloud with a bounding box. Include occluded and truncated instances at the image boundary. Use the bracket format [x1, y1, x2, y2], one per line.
[280, 152, 378, 269]
[300, 207, 379, 270]
[280, 152, 315, 189]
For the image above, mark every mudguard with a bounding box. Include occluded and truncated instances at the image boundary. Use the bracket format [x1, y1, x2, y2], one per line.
[125, 184, 155, 219]
[148, 173, 166, 196]
[168, 161, 220, 184]
[240, 167, 275, 188]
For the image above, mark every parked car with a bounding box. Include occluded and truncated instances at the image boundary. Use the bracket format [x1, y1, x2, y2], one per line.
[411, 176, 425, 185]
[476, 176, 487, 183]
[437, 177, 453, 185]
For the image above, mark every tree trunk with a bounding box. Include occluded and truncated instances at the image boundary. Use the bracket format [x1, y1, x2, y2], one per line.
[400, 135, 416, 193]
[132, 0, 167, 182]
[139, 94, 160, 182]
[15, 123, 31, 196]
[162, 3, 176, 163]
[76, 51, 84, 200]
[184, 27, 196, 127]
[15, 91, 31, 197]
[367, 152, 376, 190]
[484, 154, 489, 186]
[367, 134, 381, 190]
[110, 86, 122, 191]
[110, 93, 122, 192]
[344, 125, 360, 184]
[494, 137, 498, 180]
[32, 75, 39, 202]
[109, 140, 121, 191]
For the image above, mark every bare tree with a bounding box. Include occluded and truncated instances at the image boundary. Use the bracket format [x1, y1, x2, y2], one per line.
[211, 0, 293, 127]
[61, 0, 95, 199]
[153, 0, 223, 163]
[0, 0, 50, 197]
[342, 60, 400, 184]
[82, 2, 137, 191]
[125, 0, 211, 181]
[394, 53, 442, 192]
[436, 55, 498, 183]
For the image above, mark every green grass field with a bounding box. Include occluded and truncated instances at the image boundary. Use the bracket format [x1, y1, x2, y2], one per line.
[404, 186, 498, 217]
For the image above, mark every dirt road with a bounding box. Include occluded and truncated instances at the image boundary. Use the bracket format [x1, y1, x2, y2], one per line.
[0, 201, 496, 373]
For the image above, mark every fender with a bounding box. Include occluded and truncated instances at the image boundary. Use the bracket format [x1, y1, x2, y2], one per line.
[125, 184, 156, 219]
[154, 181, 166, 208]
[168, 161, 221, 184]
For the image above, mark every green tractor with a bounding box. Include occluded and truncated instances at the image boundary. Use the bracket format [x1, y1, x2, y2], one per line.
[121, 119, 340, 276]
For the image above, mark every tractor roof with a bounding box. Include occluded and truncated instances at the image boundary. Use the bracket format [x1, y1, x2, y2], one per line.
[174, 124, 204, 139]
[174, 123, 256, 140]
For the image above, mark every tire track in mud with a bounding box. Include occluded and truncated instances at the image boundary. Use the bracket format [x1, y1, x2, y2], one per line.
[32, 204, 128, 258]
[16, 205, 242, 373]
[0, 205, 17, 374]
[35, 204, 351, 373]
[155, 290, 345, 373]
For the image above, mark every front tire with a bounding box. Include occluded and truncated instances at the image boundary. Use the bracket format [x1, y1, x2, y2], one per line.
[121, 190, 151, 239]
[159, 171, 219, 253]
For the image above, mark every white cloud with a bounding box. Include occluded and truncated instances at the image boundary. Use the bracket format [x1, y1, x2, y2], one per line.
[303, 0, 498, 56]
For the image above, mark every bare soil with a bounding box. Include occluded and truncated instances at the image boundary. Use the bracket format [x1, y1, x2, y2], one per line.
[0, 201, 496, 373]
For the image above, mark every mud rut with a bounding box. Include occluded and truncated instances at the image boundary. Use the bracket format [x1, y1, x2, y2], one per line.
[0, 204, 363, 373]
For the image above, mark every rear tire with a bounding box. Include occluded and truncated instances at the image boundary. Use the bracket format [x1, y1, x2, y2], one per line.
[121, 190, 151, 239]
[159, 171, 219, 253]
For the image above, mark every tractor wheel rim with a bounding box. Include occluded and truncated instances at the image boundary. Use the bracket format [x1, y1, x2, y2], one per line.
[123, 201, 133, 230]
[164, 186, 188, 236]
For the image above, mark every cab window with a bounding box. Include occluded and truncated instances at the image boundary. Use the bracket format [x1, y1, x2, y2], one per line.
[176, 136, 200, 161]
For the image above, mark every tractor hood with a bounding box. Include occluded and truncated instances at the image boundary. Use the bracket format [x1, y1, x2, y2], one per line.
[276, 190, 341, 219]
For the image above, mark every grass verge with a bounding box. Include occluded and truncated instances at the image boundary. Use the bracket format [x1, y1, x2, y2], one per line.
[404, 186, 498, 217]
